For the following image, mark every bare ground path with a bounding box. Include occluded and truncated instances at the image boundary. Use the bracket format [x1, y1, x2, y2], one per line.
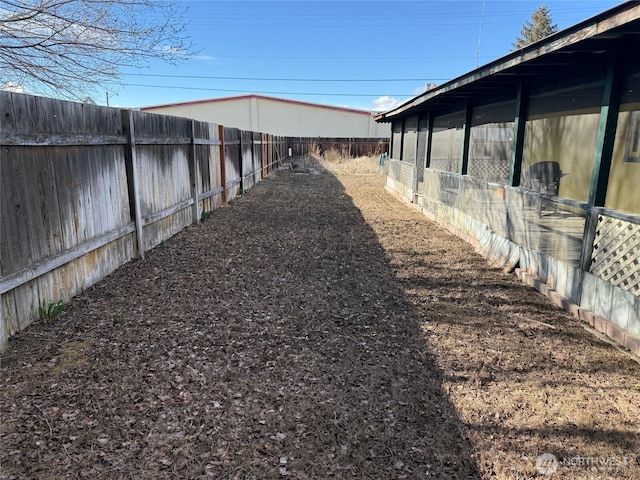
[2, 160, 639, 479]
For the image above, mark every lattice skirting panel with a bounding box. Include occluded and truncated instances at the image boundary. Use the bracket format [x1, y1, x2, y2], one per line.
[590, 215, 640, 296]
[467, 158, 510, 183]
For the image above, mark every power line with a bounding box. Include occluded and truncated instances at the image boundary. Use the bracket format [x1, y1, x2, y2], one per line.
[177, 7, 601, 21]
[108, 81, 416, 97]
[125, 73, 450, 82]
[182, 55, 492, 60]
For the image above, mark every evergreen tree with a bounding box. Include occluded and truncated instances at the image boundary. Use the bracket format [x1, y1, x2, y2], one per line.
[512, 6, 559, 50]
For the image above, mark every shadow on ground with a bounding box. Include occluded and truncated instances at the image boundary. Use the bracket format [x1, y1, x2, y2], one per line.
[1, 167, 480, 479]
[340, 171, 640, 480]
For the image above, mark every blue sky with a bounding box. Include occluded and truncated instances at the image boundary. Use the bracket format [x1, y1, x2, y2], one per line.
[109, 0, 624, 111]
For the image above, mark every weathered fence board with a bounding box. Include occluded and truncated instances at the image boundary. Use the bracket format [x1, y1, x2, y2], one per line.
[287, 137, 389, 158]
[196, 123, 223, 213]
[223, 127, 242, 199]
[241, 130, 256, 190]
[0, 91, 389, 351]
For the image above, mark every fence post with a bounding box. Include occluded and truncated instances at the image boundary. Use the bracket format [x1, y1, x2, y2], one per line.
[0, 297, 6, 353]
[122, 109, 145, 259]
[260, 133, 265, 179]
[266, 134, 271, 172]
[218, 124, 227, 204]
[189, 120, 200, 224]
[251, 132, 257, 184]
[239, 131, 244, 192]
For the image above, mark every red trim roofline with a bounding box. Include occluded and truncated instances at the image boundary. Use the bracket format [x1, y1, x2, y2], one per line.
[141, 94, 374, 116]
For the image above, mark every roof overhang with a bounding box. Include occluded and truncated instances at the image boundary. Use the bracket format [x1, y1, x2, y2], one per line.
[375, 1, 640, 122]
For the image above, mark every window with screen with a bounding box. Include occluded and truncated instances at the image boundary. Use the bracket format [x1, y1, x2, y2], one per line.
[430, 110, 465, 173]
[606, 73, 640, 214]
[468, 101, 515, 183]
[521, 82, 604, 202]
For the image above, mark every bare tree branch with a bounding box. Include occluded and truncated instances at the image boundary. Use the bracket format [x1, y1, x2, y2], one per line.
[0, 0, 195, 100]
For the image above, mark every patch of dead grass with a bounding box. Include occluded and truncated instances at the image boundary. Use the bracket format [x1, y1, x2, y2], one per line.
[339, 174, 640, 480]
[48, 338, 94, 374]
[309, 148, 388, 176]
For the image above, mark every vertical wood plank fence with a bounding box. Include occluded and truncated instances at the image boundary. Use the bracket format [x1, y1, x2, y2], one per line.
[0, 92, 289, 350]
[287, 137, 389, 158]
[0, 92, 388, 350]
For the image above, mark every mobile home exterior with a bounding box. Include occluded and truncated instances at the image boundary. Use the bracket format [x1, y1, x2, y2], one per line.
[376, 2, 640, 355]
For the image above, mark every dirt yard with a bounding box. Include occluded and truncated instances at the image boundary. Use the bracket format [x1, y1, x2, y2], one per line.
[1, 157, 639, 479]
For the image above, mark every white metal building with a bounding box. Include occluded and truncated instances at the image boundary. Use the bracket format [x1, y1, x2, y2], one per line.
[141, 94, 390, 138]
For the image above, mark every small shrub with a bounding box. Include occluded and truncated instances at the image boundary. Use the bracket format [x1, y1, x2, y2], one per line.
[38, 299, 64, 323]
[200, 210, 213, 223]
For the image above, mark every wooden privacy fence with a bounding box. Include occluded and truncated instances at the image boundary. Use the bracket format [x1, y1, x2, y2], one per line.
[0, 92, 291, 350]
[287, 137, 389, 158]
[0, 92, 389, 350]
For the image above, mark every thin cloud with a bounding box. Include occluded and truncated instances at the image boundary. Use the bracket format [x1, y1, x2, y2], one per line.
[1, 82, 27, 93]
[370, 95, 405, 112]
[160, 45, 184, 54]
[190, 54, 218, 65]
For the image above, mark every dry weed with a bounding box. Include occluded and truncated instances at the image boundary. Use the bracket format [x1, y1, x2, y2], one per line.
[309, 147, 388, 176]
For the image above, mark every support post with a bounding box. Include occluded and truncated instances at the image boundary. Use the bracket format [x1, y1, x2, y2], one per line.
[510, 82, 527, 186]
[389, 125, 395, 160]
[459, 99, 472, 175]
[580, 58, 622, 273]
[579, 210, 600, 275]
[412, 118, 420, 198]
[122, 109, 145, 259]
[399, 118, 405, 160]
[425, 111, 433, 169]
[189, 120, 200, 224]
[588, 58, 622, 207]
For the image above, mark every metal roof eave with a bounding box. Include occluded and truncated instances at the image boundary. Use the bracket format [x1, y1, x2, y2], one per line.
[374, 1, 640, 123]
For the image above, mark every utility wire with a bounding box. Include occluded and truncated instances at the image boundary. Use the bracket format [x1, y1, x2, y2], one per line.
[108, 81, 415, 97]
[178, 6, 599, 19]
[125, 73, 449, 82]
[183, 55, 491, 60]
